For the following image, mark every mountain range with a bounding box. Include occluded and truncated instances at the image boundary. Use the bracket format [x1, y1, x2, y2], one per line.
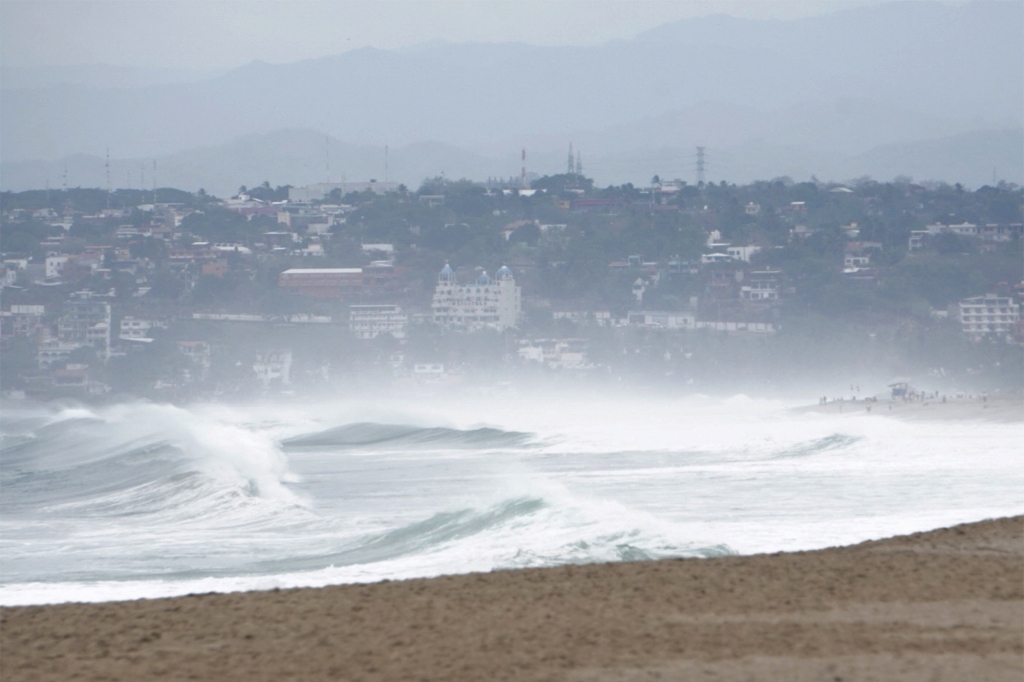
[2, 1, 1020, 194]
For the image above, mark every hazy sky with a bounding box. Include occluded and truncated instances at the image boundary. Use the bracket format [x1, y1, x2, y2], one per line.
[3, 0, 884, 70]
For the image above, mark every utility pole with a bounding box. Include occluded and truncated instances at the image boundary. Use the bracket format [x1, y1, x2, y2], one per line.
[696, 146, 707, 186]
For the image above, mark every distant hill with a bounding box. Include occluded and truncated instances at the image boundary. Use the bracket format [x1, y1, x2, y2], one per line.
[0, 131, 512, 197]
[2, 1, 1019, 166]
[2, 126, 1019, 197]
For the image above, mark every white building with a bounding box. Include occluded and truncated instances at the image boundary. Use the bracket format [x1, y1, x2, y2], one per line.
[3, 304, 45, 337]
[177, 341, 211, 381]
[349, 304, 408, 339]
[253, 350, 292, 387]
[727, 245, 761, 263]
[700, 253, 734, 265]
[632, 277, 647, 304]
[58, 292, 111, 360]
[741, 269, 782, 302]
[361, 243, 395, 259]
[37, 339, 82, 368]
[909, 222, 982, 249]
[518, 338, 589, 369]
[552, 310, 613, 326]
[432, 264, 521, 331]
[959, 295, 1020, 341]
[119, 316, 168, 340]
[45, 256, 69, 279]
[626, 311, 695, 329]
[695, 320, 777, 334]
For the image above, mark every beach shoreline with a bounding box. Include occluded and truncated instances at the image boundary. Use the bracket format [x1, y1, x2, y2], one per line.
[2, 515, 1021, 681]
[796, 395, 1024, 422]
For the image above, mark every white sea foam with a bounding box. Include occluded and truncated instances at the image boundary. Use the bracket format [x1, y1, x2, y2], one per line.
[1, 393, 1021, 605]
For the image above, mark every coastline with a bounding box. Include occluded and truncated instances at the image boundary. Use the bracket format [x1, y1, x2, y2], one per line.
[796, 395, 1024, 422]
[2, 516, 1021, 682]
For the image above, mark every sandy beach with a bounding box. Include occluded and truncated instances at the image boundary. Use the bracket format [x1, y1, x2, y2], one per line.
[2, 515, 1021, 681]
[798, 396, 1024, 422]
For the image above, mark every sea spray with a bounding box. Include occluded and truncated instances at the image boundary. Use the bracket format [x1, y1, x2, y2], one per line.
[2, 393, 1021, 605]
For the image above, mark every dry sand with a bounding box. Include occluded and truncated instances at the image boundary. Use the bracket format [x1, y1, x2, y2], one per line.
[2, 516, 1021, 681]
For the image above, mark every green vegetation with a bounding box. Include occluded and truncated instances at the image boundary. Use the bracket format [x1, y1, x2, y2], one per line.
[1, 175, 1021, 400]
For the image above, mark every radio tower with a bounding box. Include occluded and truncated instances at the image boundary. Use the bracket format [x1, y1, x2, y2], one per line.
[696, 146, 707, 186]
[567, 143, 575, 175]
[576, 151, 582, 177]
[105, 148, 111, 209]
[521, 148, 526, 188]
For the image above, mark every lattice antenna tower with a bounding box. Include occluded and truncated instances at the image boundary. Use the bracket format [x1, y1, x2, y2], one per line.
[696, 146, 707, 186]
[576, 151, 582, 177]
[521, 148, 526, 188]
[567, 143, 575, 175]
[105, 148, 111, 209]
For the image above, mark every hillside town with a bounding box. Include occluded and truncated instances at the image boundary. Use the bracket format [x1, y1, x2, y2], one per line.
[1, 173, 1021, 400]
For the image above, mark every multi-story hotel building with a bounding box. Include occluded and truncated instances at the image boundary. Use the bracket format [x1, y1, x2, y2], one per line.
[349, 304, 408, 339]
[432, 263, 522, 331]
[959, 294, 1020, 341]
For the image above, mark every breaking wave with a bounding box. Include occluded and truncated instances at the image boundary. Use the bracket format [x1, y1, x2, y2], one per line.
[281, 422, 532, 450]
[2, 393, 1021, 605]
[770, 433, 862, 459]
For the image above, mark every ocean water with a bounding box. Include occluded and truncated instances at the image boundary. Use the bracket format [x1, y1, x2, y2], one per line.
[1, 392, 1020, 606]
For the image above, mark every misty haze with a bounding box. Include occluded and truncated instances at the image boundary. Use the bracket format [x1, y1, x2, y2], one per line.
[1, 2, 1022, 681]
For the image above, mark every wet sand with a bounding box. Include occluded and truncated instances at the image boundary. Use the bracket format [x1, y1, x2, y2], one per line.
[2, 516, 1021, 681]
[799, 396, 1023, 422]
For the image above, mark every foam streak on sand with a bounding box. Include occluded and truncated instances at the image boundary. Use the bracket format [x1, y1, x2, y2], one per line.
[1, 517, 1021, 682]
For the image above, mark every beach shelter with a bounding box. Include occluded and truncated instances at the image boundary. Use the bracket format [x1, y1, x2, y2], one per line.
[888, 377, 911, 398]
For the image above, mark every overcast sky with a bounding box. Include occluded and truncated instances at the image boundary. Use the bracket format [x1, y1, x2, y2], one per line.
[3, 0, 887, 70]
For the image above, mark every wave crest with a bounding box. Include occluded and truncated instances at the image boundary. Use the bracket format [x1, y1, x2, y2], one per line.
[281, 422, 532, 450]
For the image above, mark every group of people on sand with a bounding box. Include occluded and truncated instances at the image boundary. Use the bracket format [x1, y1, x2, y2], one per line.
[818, 389, 995, 411]
[895, 390, 986, 403]
[818, 395, 877, 405]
